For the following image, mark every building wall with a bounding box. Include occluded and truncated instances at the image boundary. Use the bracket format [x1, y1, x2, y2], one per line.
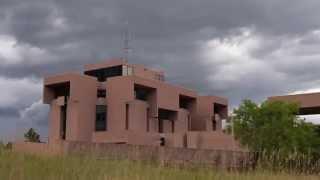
[128, 100, 149, 132]
[269, 93, 320, 108]
[84, 59, 164, 82]
[106, 77, 134, 132]
[175, 109, 189, 133]
[146, 90, 158, 133]
[70, 75, 97, 141]
[132, 63, 164, 81]
[48, 99, 60, 143]
[44, 73, 97, 143]
[43, 60, 239, 151]
[194, 96, 228, 131]
[187, 132, 243, 151]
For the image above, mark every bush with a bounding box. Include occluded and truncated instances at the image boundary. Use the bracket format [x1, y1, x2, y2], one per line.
[24, 128, 41, 143]
[233, 100, 320, 155]
[233, 100, 320, 173]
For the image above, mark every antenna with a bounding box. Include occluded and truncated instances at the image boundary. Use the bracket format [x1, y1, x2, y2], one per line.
[122, 21, 131, 62]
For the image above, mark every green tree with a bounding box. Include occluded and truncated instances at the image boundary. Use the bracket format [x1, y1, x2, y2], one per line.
[24, 128, 41, 143]
[233, 99, 320, 154]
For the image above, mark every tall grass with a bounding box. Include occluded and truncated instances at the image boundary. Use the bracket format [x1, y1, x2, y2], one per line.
[253, 151, 320, 174]
[0, 148, 318, 180]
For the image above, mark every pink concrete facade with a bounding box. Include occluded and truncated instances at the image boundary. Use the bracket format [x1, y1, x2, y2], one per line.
[43, 59, 241, 150]
[269, 92, 320, 115]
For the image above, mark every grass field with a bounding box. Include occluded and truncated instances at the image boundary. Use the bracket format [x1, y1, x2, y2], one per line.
[0, 149, 318, 180]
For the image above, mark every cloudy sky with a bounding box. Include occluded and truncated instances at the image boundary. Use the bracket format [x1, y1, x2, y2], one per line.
[1, 0, 320, 141]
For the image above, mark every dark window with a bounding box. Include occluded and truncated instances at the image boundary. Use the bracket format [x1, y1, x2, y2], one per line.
[212, 116, 217, 131]
[47, 82, 70, 99]
[179, 95, 195, 109]
[146, 108, 150, 132]
[125, 104, 129, 130]
[60, 105, 67, 140]
[158, 109, 171, 120]
[179, 99, 189, 109]
[172, 120, 175, 133]
[188, 115, 191, 131]
[158, 108, 176, 133]
[214, 103, 226, 117]
[85, 65, 123, 82]
[158, 120, 164, 133]
[97, 89, 106, 98]
[135, 89, 148, 101]
[134, 84, 154, 101]
[95, 105, 107, 131]
[160, 137, 165, 146]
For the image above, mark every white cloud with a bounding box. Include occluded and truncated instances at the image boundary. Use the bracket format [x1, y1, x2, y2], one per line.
[0, 35, 54, 65]
[0, 76, 42, 108]
[0, 35, 21, 64]
[200, 27, 284, 92]
[290, 87, 320, 95]
[200, 27, 320, 98]
[19, 99, 49, 126]
[265, 30, 320, 74]
[0, 76, 45, 141]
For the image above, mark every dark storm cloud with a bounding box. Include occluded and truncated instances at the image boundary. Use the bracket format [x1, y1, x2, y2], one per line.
[2, 0, 320, 78]
[0, 0, 319, 95]
[1, 0, 320, 134]
[0, 107, 19, 118]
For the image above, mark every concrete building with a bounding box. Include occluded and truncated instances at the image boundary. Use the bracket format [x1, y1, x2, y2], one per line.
[43, 59, 241, 150]
[269, 92, 320, 115]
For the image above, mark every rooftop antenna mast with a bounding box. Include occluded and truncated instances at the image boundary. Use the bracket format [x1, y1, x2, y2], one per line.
[122, 21, 131, 62]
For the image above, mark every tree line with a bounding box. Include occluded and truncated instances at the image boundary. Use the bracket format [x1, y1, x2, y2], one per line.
[232, 100, 320, 173]
[232, 100, 320, 155]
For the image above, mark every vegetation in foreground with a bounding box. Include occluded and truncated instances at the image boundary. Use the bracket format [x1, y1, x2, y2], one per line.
[231, 100, 320, 174]
[233, 100, 320, 155]
[2, 100, 320, 179]
[0, 149, 318, 180]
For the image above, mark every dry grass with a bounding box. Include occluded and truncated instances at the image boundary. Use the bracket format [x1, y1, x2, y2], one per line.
[0, 149, 318, 180]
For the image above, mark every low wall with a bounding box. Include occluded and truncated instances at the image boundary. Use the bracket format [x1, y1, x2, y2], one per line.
[92, 131, 187, 148]
[13, 141, 253, 169]
[13, 142, 253, 169]
[64, 141, 252, 169]
[187, 132, 244, 151]
[13, 141, 65, 156]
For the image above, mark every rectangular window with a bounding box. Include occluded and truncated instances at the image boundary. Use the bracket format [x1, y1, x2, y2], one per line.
[60, 105, 67, 140]
[187, 115, 191, 131]
[212, 116, 216, 131]
[125, 104, 129, 130]
[171, 120, 175, 133]
[128, 66, 133, 75]
[146, 108, 150, 132]
[158, 119, 163, 133]
[123, 65, 128, 76]
[85, 65, 123, 82]
[123, 65, 133, 76]
[97, 89, 106, 98]
[95, 105, 107, 131]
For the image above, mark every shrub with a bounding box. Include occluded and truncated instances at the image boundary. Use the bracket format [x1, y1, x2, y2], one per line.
[24, 128, 41, 143]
